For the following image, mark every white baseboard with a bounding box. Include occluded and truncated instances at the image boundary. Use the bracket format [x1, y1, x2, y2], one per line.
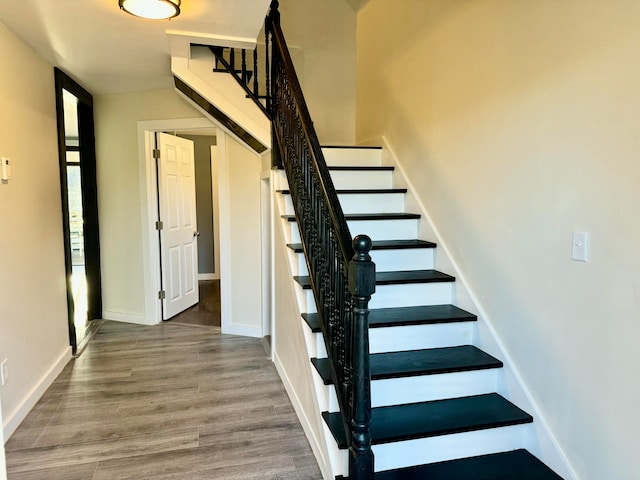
[273, 352, 332, 480]
[103, 310, 155, 326]
[198, 273, 219, 280]
[3, 346, 72, 441]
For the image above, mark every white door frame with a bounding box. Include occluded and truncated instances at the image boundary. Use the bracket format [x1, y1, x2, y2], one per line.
[137, 117, 215, 325]
[260, 171, 272, 352]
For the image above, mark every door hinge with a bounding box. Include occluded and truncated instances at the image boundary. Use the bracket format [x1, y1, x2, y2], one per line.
[158, 290, 166, 300]
[155, 221, 163, 231]
[153, 149, 161, 159]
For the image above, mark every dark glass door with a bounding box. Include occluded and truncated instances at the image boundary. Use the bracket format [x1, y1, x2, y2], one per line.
[55, 68, 102, 353]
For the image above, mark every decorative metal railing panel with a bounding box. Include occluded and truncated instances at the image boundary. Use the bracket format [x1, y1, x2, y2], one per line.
[211, 2, 377, 476]
[265, 2, 375, 478]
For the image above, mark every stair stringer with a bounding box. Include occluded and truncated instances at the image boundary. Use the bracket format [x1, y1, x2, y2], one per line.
[271, 175, 343, 480]
[363, 135, 580, 480]
[171, 45, 271, 149]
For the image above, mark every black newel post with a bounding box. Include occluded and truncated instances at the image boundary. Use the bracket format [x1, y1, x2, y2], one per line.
[348, 235, 375, 479]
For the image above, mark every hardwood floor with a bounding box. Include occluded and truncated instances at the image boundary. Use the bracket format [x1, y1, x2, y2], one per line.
[5, 321, 322, 479]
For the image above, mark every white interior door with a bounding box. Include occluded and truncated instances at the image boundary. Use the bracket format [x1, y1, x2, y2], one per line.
[157, 132, 199, 319]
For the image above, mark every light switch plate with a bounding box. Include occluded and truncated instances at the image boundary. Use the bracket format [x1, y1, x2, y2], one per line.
[572, 232, 589, 262]
[1, 157, 11, 181]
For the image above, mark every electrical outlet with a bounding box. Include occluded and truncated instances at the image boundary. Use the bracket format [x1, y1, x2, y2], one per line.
[1, 359, 8, 386]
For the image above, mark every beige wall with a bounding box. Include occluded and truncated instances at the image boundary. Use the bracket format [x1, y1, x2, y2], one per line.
[94, 89, 202, 320]
[0, 22, 70, 438]
[218, 133, 263, 335]
[356, 1, 640, 478]
[280, 0, 357, 145]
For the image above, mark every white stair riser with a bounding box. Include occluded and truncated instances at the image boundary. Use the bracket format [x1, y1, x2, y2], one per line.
[322, 147, 383, 166]
[330, 170, 393, 190]
[294, 249, 434, 276]
[285, 217, 419, 243]
[313, 369, 340, 414]
[308, 320, 475, 356]
[371, 369, 498, 407]
[370, 282, 453, 309]
[370, 322, 475, 353]
[299, 282, 453, 313]
[348, 219, 419, 241]
[278, 169, 393, 191]
[322, 369, 499, 411]
[282, 192, 406, 215]
[291, 253, 307, 277]
[373, 424, 530, 472]
[329, 424, 530, 476]
[302, 319, 324, 360]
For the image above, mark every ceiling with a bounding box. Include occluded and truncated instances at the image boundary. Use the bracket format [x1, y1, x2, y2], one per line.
[0, 0, 270, 95]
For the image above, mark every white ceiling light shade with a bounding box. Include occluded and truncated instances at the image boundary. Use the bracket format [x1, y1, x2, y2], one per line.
[119, 0, 181, 20]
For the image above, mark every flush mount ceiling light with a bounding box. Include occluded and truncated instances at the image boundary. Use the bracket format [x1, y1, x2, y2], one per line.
[119, 0, 181, 20]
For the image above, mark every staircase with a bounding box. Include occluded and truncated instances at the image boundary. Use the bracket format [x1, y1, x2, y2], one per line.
[276, 146, 564, 479]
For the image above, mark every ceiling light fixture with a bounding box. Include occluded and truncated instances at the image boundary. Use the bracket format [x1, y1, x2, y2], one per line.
[119, 0, 181, 20]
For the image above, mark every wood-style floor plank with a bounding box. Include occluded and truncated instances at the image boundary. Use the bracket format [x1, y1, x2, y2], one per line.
[5, 321, 322, 479]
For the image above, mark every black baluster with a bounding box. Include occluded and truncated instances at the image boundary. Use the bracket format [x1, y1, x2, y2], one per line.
[253, 47, 259, 97]
[229, 48, 235, 74]
[241, 49, 247, 85]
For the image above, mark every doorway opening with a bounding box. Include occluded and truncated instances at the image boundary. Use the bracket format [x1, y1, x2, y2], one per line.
[55, 69, 102, 354]
[137, 119, 218, 325]
[164, 132, 221, 328]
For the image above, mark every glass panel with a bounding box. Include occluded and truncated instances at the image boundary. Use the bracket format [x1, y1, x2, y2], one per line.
[66, 151, 80, 164]
[66, 164, 88, 340]
[63, 89, 80, 148]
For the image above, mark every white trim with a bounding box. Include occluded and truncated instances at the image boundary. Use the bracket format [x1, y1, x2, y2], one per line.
[217, 132, 233, 335]
[167, 30, 257, 58]
[210, 145, 221, 282]
[3, 346, 71, 440]
[137, 117, 216, 326]
[260, 170, 272, 343]
[103, 310, 152, 326]
[273, 352, 332, 480]
[380, 135, 579, 480]
[198, 273, 218, 281]
[269, 169, 277, 359]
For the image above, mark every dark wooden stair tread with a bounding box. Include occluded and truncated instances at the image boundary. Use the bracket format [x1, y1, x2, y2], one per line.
[288, 239, 435, 253]
[302, 304, 477, 333]
[282, 212, 420, 221]
[278, 188, 408, 194]
[294, 270, 454, 290]
[311, 345, 502, 385]
[322, 145, 382, 150]
[342, 449, 563, 480]
[323, 393, 533, 449]
[328, 165, 394, 171]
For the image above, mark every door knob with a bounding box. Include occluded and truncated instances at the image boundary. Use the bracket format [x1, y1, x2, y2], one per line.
[194, 231, 200, 237]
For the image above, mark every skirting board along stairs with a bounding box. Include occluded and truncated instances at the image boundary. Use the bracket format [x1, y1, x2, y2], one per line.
[276, 146, 565, 479]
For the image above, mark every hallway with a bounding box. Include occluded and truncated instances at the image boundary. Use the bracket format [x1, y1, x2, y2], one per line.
[4, 321, 321, 479]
